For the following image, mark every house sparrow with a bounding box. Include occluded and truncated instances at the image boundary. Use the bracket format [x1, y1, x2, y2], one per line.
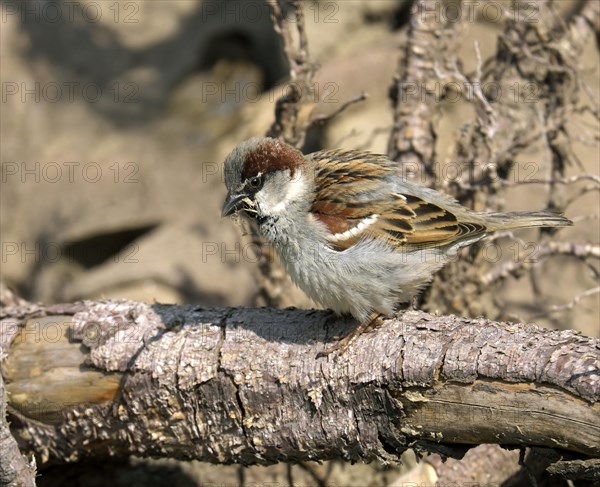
[222, 137, 572, 355]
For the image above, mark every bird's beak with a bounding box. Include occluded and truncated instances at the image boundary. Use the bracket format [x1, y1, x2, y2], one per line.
[221, 192, 248, 217]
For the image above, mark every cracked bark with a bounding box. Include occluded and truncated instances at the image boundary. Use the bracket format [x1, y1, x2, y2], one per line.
[0, 300, 598, 473]
[1, 371, 36, 487]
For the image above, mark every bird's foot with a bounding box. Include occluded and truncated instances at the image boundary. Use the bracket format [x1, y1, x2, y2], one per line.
[316, 313, 383, 358]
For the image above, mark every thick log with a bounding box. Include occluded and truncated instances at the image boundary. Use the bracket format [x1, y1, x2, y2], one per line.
[0, 300, 598, 468]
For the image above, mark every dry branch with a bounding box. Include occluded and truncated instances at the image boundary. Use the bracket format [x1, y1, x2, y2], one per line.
[250, 0, 318, 310]
[266, 0, 316, 147]
[387, 0, 465, 182]
[0, 300, 598, 473]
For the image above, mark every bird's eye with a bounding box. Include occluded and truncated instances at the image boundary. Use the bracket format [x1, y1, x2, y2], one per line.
[248, 175, 263, 189]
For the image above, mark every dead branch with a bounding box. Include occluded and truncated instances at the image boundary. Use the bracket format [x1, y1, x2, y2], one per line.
[0, 300, 598, 474]
[309, 93, 369, 128]
[248, 1, 318, 310]
[388, 0, 464, 183]
[266, 0, 316, 147]
[528, 286, 600, 319]
[418, 0, 599, 323]
[480, 241, 600, 286]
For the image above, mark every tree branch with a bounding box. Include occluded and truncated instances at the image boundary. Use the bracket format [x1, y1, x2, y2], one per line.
[266, 0, 316, 147]
[249, 0, 318, 310]
[1, 300, 598, 473]
[388, 0, 465, 183]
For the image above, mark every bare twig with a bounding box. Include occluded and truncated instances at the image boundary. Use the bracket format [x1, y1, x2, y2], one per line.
[528, 286, 600, 319]
[501, 173, 600, 187]
[480, 241, 600, 286]
[564, 185, 600, 208]
[309, 93, 369, 127]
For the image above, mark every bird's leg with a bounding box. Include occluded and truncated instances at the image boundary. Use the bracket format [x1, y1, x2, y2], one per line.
[317, 312, 383, 358]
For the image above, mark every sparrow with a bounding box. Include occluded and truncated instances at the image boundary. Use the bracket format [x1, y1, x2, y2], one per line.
[221, 137, 572, 355]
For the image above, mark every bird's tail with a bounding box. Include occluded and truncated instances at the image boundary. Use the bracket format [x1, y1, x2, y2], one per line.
[484, 210, 572, 231]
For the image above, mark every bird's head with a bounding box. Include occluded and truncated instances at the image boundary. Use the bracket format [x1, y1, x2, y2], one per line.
[222, 137, 311, 221]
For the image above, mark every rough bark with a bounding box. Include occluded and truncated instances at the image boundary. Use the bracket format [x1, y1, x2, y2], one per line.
[1, 372, 36, 487]
[0, 300, 598, 471]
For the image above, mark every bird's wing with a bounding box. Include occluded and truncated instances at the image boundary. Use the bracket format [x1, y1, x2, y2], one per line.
[309, 150, 486, 251]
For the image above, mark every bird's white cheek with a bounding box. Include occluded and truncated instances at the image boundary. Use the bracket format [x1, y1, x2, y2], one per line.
[284, 174, 307, 201]
[257, 176, 307, 216]
[254, 189, 278, 215]
[271, 201, 287, 213]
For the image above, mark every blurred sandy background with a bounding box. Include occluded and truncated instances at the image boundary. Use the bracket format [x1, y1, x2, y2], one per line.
[1, 0, 598, 485]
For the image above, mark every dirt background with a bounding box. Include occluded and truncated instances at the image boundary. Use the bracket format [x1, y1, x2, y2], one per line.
[1, 0, 598, 485]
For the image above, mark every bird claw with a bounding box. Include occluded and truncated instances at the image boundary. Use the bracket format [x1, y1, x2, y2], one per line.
[316, 313, 383, 358]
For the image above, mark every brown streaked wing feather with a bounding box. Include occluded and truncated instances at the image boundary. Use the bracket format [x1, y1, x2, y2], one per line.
[402, 195, 487, 246]
[309, 151, 486, 251]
